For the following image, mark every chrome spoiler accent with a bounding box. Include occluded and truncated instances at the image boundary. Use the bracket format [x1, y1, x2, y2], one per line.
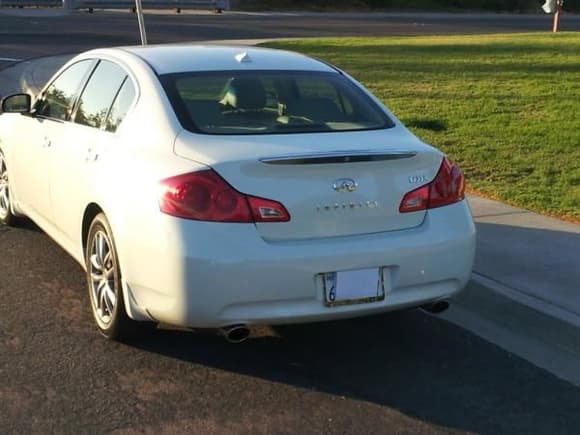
[259, 150, 417, 165]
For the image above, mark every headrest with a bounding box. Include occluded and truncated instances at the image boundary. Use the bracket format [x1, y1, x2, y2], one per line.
[220, 78, 267, 110]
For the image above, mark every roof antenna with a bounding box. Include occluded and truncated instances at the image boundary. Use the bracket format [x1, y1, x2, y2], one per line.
[235, 52, 252, 63]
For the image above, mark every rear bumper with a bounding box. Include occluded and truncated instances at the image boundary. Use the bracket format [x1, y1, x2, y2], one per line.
[124, 200, 476, 328]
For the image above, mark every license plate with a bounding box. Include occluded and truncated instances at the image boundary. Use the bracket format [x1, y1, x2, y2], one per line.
[322, 268, 385, 307]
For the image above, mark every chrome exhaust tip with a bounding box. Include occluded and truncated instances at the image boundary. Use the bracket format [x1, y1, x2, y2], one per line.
[222, 324, 250, 344]
[420, 300, 450, 314]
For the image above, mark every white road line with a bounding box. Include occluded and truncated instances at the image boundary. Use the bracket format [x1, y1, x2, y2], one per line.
[0, 57, 22, 62]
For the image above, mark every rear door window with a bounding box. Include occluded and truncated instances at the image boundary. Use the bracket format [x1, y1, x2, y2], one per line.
[74, 60, 128, 130]
[104, 78, 136, 133]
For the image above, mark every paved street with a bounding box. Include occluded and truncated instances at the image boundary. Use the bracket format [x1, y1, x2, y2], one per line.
[2, 221, 580, 434]
[2, 9, 580, 69]
[1, 8, 580, 434]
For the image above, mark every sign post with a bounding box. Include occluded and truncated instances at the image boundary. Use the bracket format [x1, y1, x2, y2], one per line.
[62, 0, 74, 11]
[135, 0, 148, 46]
[553, 0, 563, 33]
[542, 0, 564, 32]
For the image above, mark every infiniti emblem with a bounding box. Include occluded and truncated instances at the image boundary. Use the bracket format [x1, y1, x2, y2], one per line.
[332, 178, 358, 193]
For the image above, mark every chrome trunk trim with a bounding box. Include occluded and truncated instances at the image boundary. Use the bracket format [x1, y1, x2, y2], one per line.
[259, 150, 417, 165]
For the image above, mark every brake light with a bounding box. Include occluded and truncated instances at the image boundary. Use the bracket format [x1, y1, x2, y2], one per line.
[399, 158, 465, 213]
[159, 170, 290, 223]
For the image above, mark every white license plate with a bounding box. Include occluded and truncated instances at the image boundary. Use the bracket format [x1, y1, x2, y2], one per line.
[323, 268, 385, 307]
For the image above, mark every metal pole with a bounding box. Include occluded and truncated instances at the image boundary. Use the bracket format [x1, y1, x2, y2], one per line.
[135, 0, 148, 46]
[62, 0, 74, 11]
[553, 0, 563, 33]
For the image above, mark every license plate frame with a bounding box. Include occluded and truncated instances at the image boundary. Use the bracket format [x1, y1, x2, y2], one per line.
[322, 267, 386, 307]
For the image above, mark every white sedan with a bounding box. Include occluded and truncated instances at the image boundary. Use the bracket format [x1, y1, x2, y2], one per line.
[0, 45, 475, 342]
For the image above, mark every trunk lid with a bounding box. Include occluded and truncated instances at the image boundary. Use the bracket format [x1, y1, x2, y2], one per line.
[174, 128, 442, 241]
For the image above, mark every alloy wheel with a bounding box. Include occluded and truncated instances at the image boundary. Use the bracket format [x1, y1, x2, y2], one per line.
[0, 153, 10, 219]
[88, 230, 118, 326]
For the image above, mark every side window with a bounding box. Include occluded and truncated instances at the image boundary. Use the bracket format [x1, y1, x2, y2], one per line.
[74, 60, 128, 129]
[35, 60, 93, 120]
[104, 78, 136, 133]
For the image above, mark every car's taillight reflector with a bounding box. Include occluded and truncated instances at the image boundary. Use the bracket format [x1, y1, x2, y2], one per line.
[399, 185, 430, 213]
[399, 158, 465, 213]
[159, 170, 290, 223]
[248, 196, 291, 222]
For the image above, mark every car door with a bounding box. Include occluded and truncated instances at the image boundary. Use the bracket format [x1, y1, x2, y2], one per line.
[50, 59, 136, 251]
[11, 59, 94, 224]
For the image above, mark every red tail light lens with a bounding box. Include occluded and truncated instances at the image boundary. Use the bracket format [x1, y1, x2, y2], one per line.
[159, 170, 290, 223]
[399, 158, 465, 213]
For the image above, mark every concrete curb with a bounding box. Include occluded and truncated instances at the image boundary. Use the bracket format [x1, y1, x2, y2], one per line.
[472, 272, 580, 329]
[441, 280, 580, 388]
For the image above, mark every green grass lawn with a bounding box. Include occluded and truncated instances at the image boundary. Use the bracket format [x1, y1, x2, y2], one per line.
[263, 34, 580, 222]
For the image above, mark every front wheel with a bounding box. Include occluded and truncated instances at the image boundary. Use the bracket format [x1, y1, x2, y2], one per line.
[0, 150, 19, 226]
[86, 213, 142, 340]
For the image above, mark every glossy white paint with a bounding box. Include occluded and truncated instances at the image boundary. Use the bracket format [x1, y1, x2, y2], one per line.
[123, 45, 337, 74]
[0, 45, 476, 328]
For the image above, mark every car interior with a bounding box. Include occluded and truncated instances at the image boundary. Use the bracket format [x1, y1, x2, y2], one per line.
[173, 72, 387, 134]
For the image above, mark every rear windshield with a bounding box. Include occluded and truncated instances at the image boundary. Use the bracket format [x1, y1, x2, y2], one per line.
[160, 70, 394, 135]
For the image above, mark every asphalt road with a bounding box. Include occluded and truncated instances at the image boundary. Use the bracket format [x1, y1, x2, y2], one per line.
[2, 220, 580, 433]
[1, 8, 580, 434]
[1, 8, 580, 69]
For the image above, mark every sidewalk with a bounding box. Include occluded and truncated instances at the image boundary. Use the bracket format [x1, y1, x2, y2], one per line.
[1, 54, 579, 328]
[468, 195, 580, 327]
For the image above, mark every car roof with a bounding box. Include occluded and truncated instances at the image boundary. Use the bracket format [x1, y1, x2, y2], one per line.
[110, 44, 337, 75]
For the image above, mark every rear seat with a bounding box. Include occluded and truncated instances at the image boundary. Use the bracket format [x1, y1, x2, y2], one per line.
[184, 100, 223, 128]
[286, 97, 345, 122]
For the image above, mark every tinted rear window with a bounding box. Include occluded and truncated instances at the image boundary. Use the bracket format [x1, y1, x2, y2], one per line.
[160, 71, 393, 135]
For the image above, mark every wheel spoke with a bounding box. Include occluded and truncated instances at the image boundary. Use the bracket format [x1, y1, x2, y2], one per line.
[103, 250, 112, 265]
[90, 254, 103, 274]
[103, 283, 116, 314]
[0, 186, 8, 211]
[103, 251, 114, 278]
[100, 283, 109, 313]
[96, 279, 107, 311]
[96, 233, 105, 264]
[0, 157, 9, 215]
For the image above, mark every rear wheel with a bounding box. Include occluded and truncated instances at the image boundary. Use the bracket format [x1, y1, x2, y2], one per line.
[86, 213, 143, 340]
[0, 150, 19, 226]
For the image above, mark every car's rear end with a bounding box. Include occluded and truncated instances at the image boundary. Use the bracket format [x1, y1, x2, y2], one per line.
[121, 46, 476, 328]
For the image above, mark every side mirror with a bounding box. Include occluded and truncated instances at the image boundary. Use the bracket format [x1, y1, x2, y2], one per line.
[1, 93, 32, 114]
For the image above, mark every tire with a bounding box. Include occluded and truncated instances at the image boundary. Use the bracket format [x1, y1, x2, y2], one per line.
[86, 213, 145, 341]
[0, 150, 19, 227]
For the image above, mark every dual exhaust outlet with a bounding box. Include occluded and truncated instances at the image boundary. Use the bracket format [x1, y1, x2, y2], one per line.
[221, 324, 251, 344]
[420, 299, 450, 314]
[220, 300, 449, 344]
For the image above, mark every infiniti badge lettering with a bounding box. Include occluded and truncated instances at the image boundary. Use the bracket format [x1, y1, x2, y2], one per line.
[316, 201, 379, 212]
